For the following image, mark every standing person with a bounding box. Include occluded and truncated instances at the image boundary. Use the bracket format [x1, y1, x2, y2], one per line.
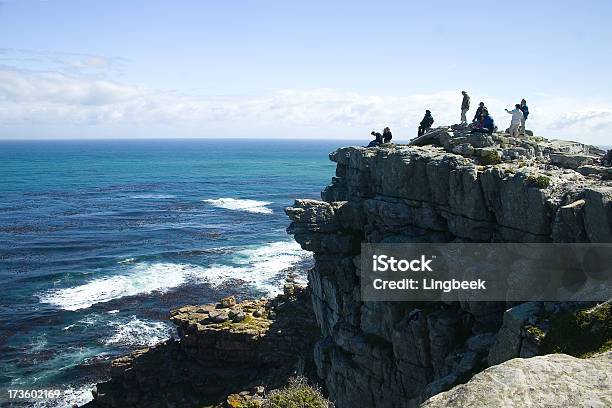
[418, 110, 434, 137]
[519, 99, 529, 135]
[460, 91, 470, 124]
[382, 127, 393, 143]
[505, 104, 524, 138]
[473, 102, 486, 122]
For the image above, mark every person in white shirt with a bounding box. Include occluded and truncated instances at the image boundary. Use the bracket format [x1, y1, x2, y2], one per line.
[505, 104, 524, 138]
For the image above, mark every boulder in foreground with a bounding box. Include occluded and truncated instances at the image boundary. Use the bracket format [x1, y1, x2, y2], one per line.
[421, 352, 612, 407]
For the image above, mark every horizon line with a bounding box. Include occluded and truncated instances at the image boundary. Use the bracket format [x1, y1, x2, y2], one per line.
[0, 136, 365, 142]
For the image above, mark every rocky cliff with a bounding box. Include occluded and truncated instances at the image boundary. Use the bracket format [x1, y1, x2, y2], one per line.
[285, 126, 612, 407]
[87, 283, 321, 408]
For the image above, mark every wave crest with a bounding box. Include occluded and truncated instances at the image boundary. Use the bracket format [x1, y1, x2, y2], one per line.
[38, 241, 310, 311]
[202, 198, 273, 214]
[104, 316, 175, 347]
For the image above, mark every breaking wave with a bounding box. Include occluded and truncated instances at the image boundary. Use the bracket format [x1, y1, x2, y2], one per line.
[38, 383, 97, 408]
[38, 241, 309, 310]
[202, 197, 273, 214]
[38, 263, 198, 311]
[104, 316, 175, 347]
[198, 241, 310, 294]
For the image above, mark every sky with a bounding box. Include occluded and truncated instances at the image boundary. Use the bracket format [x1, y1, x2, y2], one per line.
[0, 0, 611, 144]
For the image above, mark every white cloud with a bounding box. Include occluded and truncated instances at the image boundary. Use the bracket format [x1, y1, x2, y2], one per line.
[0, 61, 611, 145]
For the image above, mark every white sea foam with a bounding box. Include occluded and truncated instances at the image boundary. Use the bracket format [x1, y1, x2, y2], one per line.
[27, 334, 48, 353]
[202, 197, 273, 214]
[37, 383, 96, 408]
[39, 241, 310, 310]
[191, 241, 310, 294]
[104, 316, 175, 347]
[38, 263, 198, 311]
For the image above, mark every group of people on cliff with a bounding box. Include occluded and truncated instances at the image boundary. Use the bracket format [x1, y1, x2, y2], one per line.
[366, 91, 530, 147]
[460, 91, 529, 137]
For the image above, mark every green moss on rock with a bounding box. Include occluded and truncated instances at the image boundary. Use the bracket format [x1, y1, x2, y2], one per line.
[526, 175, 551, 189]
[541, 303, 612, 358]
[524, 325, 546, 344]
[480, 150, 502, 165]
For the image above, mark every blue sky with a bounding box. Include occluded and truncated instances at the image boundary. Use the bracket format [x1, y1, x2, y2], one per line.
[1, 0, 611, 143]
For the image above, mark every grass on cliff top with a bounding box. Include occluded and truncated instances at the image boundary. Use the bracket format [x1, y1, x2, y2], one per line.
[526, 175, 551, 189]
[264, 377, 333, 408]
[539, 303, 612, 358]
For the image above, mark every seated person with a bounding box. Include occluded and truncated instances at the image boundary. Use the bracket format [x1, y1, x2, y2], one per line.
[418, 110, 434, 137]
[472, 102, 486, 123]
[472, 110, 495, 134]
[382, 127, 392, 143]
[366, 131, 383, 147]
[482, 112, 495, 134]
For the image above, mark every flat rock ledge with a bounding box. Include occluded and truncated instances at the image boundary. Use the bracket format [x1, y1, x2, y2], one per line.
[421, 352, 612, 408]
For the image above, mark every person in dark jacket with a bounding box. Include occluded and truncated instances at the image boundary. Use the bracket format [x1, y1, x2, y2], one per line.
[382, 127, 392, 143]
[483, 111, 495, 134]
[472, 102, 486, 123]
[366, 131, 383, 147]
[519, 99, 529, 135]
[418, 110, 434, 137]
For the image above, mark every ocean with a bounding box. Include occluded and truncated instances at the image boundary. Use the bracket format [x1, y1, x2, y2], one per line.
[0, 138, 350, 407]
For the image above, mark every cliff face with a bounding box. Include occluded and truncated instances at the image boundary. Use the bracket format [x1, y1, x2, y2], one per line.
[285, 128, 612, 407]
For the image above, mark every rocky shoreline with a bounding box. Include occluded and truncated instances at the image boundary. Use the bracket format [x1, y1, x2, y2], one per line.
[85, 127, 611, 407]
[85, 281, 320, 408]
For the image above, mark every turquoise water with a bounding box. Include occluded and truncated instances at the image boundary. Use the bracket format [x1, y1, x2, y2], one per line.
[0, 139, 350, 406]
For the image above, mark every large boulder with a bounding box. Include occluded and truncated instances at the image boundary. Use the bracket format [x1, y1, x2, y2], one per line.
[421, 352, 612, 408]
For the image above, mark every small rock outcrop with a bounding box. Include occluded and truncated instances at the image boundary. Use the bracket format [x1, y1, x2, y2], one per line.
[285, 128, 612, 407]
[421, 352, 612, 407]
[88, 285, 320, 408]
